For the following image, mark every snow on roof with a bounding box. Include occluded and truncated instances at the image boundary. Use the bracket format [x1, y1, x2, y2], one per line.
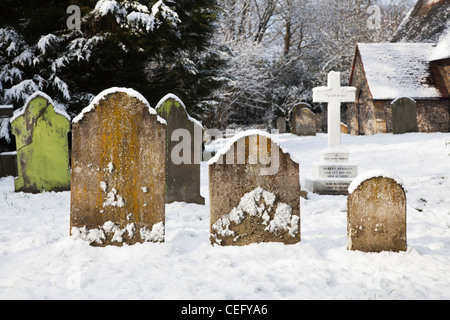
[10, 91, 71, 123]
[155, 93, 203, 129]
[72, 87, 166, 125]
[430, 28, 450, 61]
[208, 129, 299, 165]
[348, 169, 404, 195]
[357, 43, 442, 100]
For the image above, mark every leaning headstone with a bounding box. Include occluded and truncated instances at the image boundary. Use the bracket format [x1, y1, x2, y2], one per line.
[305, 71, 358, 195]
[10, 92, 71, 193]
[70, 88, 167, 247]
[291, 104, 316, 136]
[156, 94, 205, 205]
[276, 116, 286, 134]
[209, 130, 300, 246]
[347, 170, 407, 252]
[391, 97, 418, 134]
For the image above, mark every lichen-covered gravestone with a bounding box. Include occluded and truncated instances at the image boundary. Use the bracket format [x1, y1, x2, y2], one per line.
[291, 104, 316, 136]
[391, 97, 418, 134]
[156, 94, 204, 205]
[209, 130, 300, 246]
[70, 88, 167, 247]
[10, 92, 71, 193]
[347, 171, 407, 252]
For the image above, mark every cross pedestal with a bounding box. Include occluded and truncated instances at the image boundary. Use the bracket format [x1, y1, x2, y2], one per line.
[305, 71, 358, 195]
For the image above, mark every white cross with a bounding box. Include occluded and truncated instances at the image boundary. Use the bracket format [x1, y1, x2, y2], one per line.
[313, 71, 356, 148]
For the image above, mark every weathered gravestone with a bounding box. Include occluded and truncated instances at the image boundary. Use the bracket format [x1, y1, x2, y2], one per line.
[391, 97, 418, 134]
[70, 88, 167, 246]
[209, 130, 300, 246]
[10, 92, 71, 193]
[291, 104, 316, 136]
[156, 94, 205, 205]
[347, 171, 407, 252]
[276, 116, 286, 134]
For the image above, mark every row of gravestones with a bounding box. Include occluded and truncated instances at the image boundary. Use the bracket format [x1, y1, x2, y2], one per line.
[2, 88, 407, 252]
[279, 97, 418, 136]
[277, 103, 348, 136]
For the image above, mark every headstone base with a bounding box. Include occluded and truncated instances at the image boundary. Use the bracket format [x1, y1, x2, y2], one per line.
[305, 147, 358, 195]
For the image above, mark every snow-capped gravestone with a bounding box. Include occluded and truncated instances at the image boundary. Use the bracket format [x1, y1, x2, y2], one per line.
[347, 171, 407, 252]
[156, 94, 204, 205]
[70, 88, 166, 247]
[209, 130, 300, 246]
[305, 71, 358, 195]
[10, 92, 71, 193]
[391, 97, 418, 134]
[291, 104, 316, 136]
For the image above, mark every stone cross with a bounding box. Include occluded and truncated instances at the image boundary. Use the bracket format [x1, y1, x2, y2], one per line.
[313, 71, 356, 148]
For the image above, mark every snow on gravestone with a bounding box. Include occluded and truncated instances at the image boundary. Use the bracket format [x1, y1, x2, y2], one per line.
[347, 171, 407, 253]
[70, 88, 167, 246]
[10, 92, 71, 193]
[291, 103, 316, 136]
[209, 130, 301, 246]
[155, 94, 205, 205]
[391, 97, 418, 134]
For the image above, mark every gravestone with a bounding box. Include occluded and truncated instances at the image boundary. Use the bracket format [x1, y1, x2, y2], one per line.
[209, 130, 300, 246]
[391, 97, 418, 134]
[10, 92, 71, 193]
[156, 94, 205, 205]
[347, 171, 407, 252]
[305, 71, 358, 195]
[276, 116, 286, 134]
[291, 104, 316, 136]
[70, 88, 167, 247]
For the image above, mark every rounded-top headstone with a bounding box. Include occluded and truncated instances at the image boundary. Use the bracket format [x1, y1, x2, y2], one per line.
[70, 88, 167, 246]
[347, 170, 407, 252]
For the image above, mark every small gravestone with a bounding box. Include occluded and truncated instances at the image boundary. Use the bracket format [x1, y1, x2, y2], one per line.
[391, 97, 418, 134]
[70, 88, 167, 247]
[347, 171, 407, 252]
[156, 94, 204, 205]
[276, 116, 286, 134]
[209, 130, 300, 246]
[292, 104, 316, 136]
[10, 92, 71, 193]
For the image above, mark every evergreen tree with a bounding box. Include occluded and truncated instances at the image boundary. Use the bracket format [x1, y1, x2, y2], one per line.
[0, 0, 225, 145]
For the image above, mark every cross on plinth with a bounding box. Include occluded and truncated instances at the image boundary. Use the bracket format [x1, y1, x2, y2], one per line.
[313, 71, 356, 148]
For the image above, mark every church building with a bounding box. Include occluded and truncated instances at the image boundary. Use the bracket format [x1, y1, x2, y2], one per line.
[347, 0, 450, 135]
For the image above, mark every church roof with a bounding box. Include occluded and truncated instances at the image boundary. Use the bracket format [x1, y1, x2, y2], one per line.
[430, 28, 450, 61]
[355, 43, 442, 100]
[391, 0, 450, 43]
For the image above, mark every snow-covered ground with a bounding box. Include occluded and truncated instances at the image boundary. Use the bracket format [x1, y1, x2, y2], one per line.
[0, 132, 449, 300]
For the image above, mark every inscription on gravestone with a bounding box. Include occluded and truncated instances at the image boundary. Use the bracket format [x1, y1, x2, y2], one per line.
[70, 88, 166, 246]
